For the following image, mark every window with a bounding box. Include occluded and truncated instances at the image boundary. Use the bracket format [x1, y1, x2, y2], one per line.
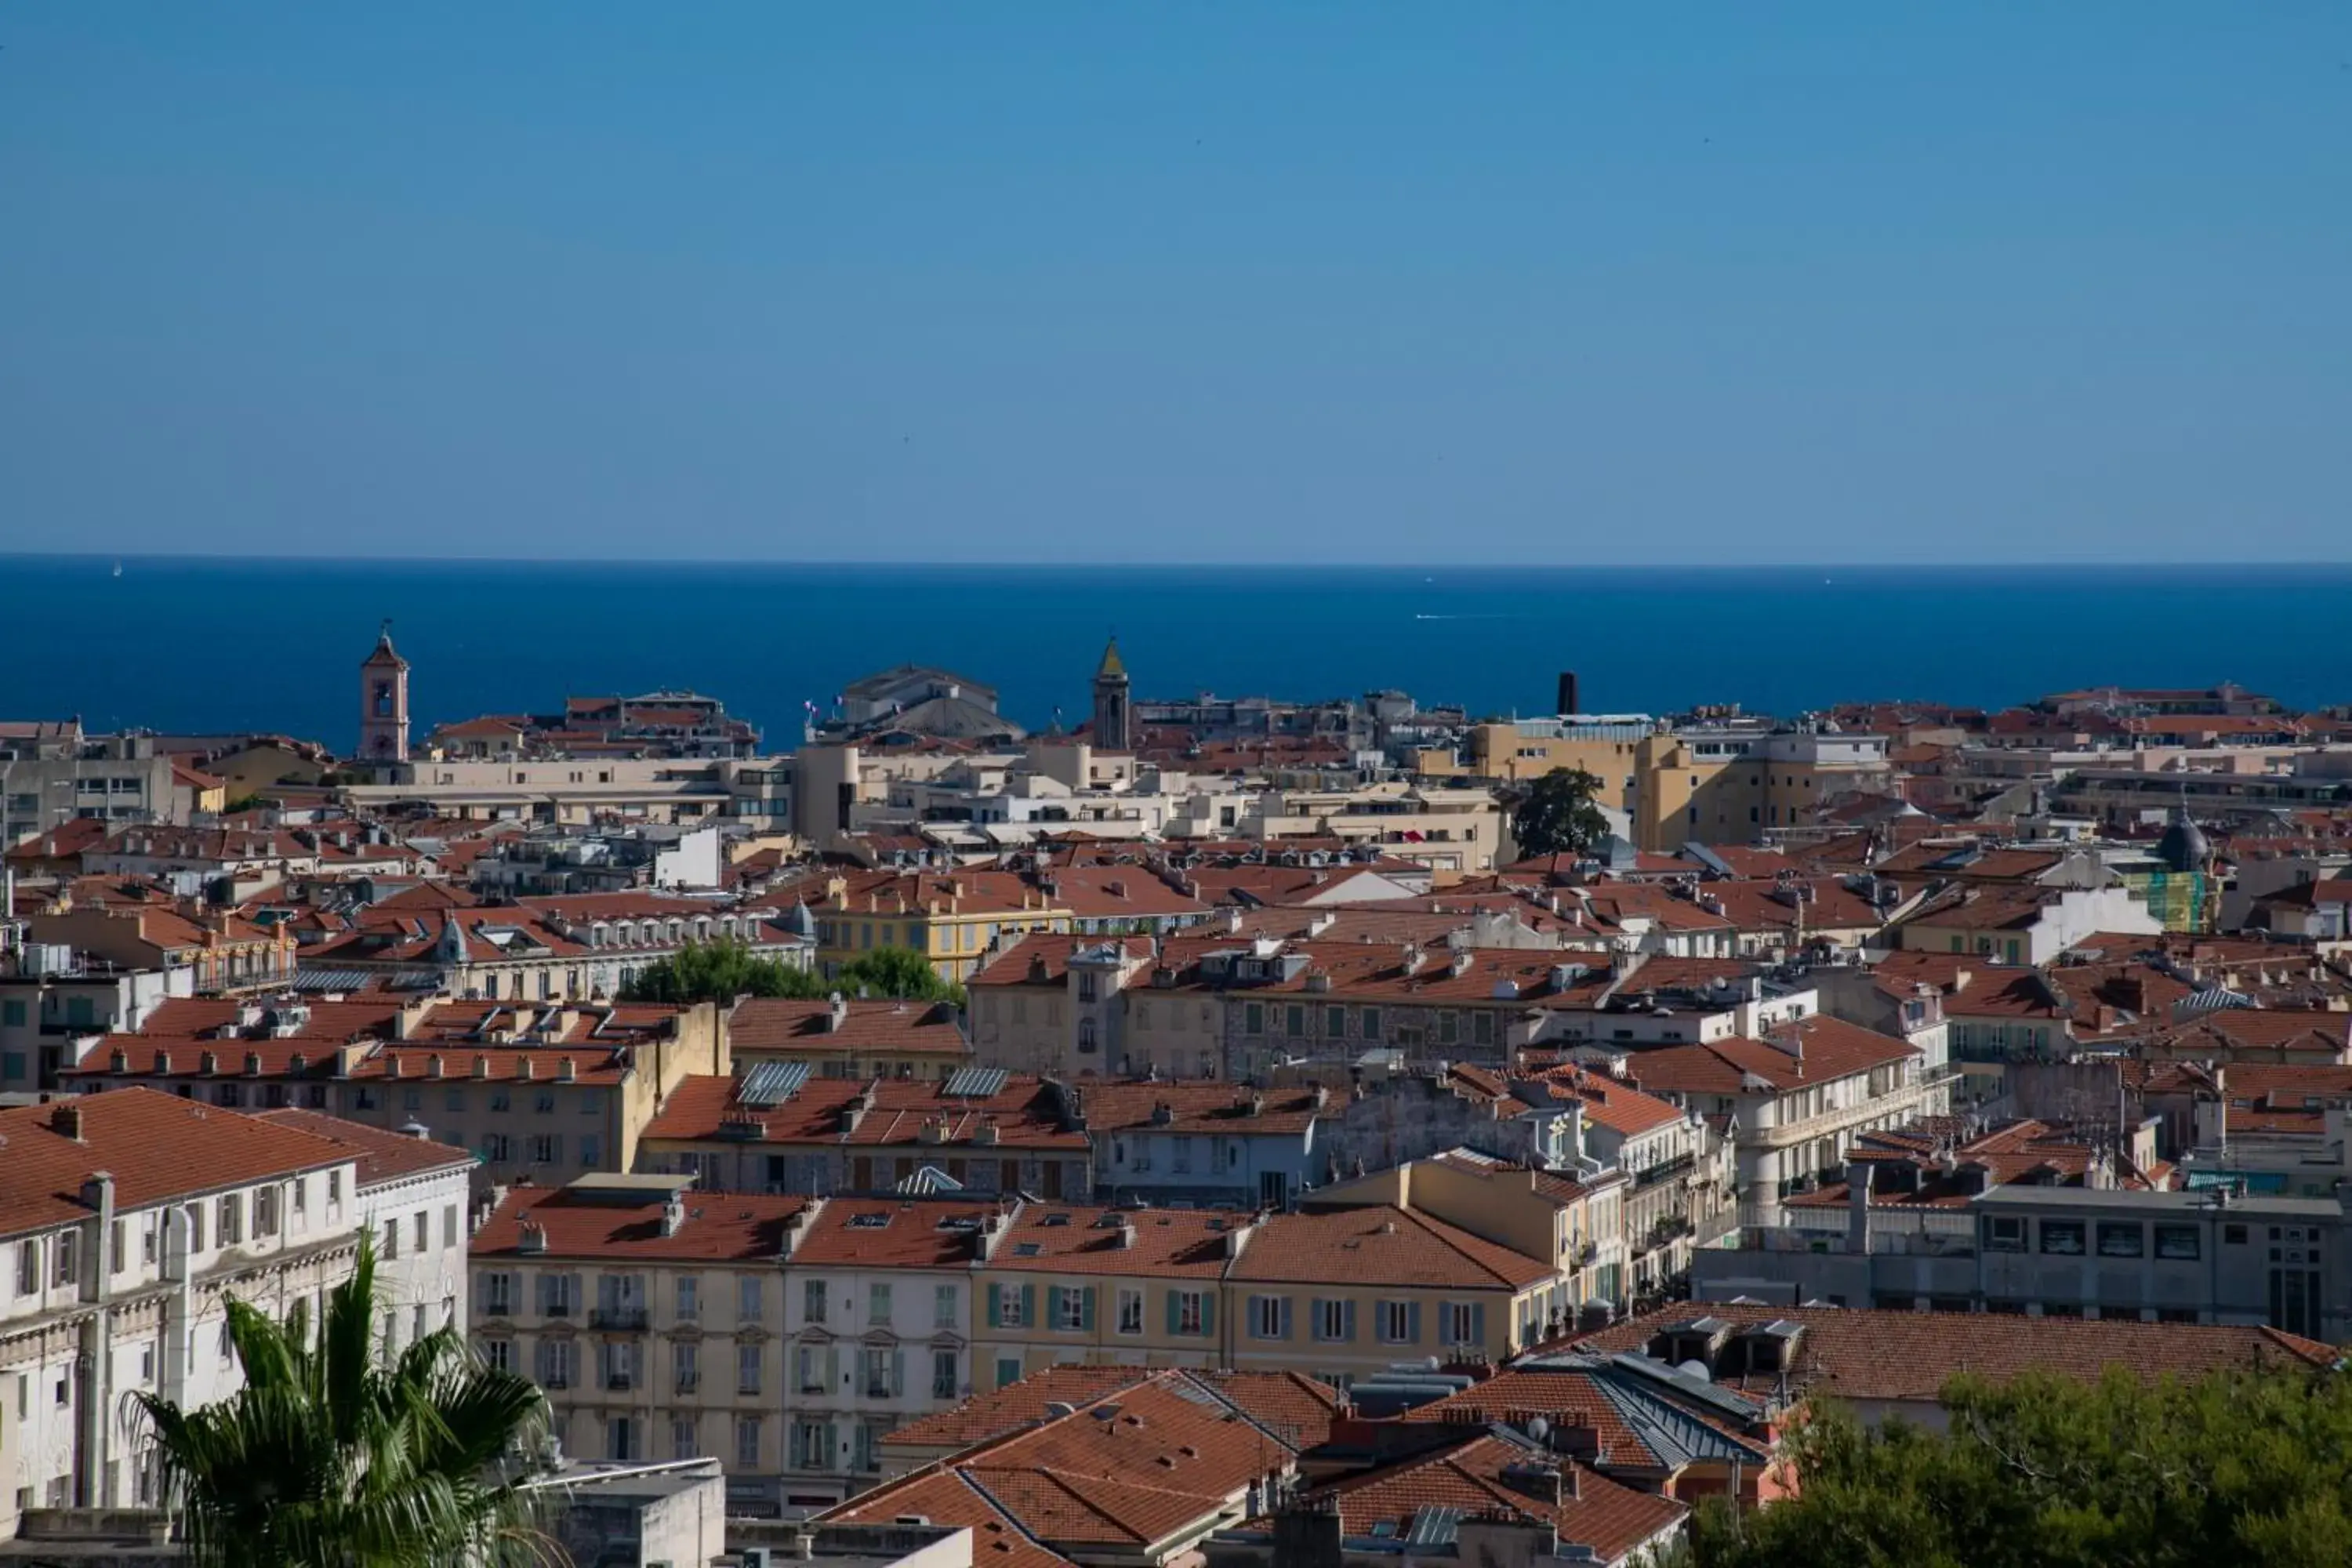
[740, 1275, 764, 1322]
[607, 1417, 637, 1462]
[483, 1133, 514, 1162]
[737, 1343, 762, 1396]
[862, 1345, 899, 1399]
[483, 1338, 513, 1373]
[2155, 1224, 2201, 1261]
[1443, 1301, 1477, 1345]
[1378, 1300, 1414, 1344]
[934, 1283, 958, 1331]
[2039, 1220, 2086, 1256]
[528, 1134, 560, 1164]
[1053, 1286, 1089, 1332]
[797, 1345, 826, 1395]
[800, 1278, 823, 1324]
[217, 1195, 243, 1248]
[579, 1134, 601, 1168]
[868, 1282, 892, 1326]
[673, 1417, 698, 1462]
[254, 1189, 280, 1238]
[1314, 1298, 1353, 1342]
[933, 1348, 960, 1401]
[2226, 1224, 2249, 1246]
[791, 1418, 830, 1471]
[535, 1093, 556, 1115]
[16, 1239, 42, 1295]
[994, 1283, 1027, 1327]
[736, 1416, 763, 1470]
[379, 1219, 399, 1261]
[2096, 1222, 2144, 1258]
[677, 1276, 699, 1321]
[483, 1271, 514, 1316]
[1116, 1288, 1144, 1335]
[1243, 1003, 1264, 1035]
[1174, 1290, 1207, 1336]
[411, 1212, 427, 1254]
[539, 1273, 578, 1317]
[996, 1356, 1022, 1390]
[1984, 1216, 2027, 1253]
[673, 1341, 699, 1393]
[1250, 1295, 1289, 1340]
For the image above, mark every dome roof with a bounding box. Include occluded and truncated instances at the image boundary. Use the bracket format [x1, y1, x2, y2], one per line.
[2157, 805, 2210, 873]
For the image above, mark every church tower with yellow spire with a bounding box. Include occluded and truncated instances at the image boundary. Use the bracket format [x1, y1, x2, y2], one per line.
[1091, 637, 1131, 751]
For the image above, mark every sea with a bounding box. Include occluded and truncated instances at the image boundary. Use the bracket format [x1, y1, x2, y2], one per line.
[5, 556, 2351, 748]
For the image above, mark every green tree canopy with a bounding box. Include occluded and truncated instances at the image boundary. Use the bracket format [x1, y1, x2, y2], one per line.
[837, 944, 965, 1007]
[1689, 1364, 2352, 1568]
[136, 1240, 548, 1568]
[1510, 765, 1612, 859]
[618, 937, 829, 1004]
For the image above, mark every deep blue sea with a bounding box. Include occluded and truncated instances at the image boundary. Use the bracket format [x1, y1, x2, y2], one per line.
[5, 556, 2350, 749]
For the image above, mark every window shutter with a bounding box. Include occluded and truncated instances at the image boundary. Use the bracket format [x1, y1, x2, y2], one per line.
[1309, 1298, 1327, 1341]
[1167, 1290, 1181, 1334]
[1407, 1301, 1421, 1344]
[1202, 1294, 1215, 1338]
[1440, 1300, 1457, 1344]
[1047, 1286, 1063, 1327]
[1279, 1296, 1293, 1341]
[891, 1348, 906, 1397]
[825, 1422, 839, 1468]
[1081, 1287, 1097, 1332]
[534, 1340, 551, 1384]
[1344, 1300, 1357, 1342]
[1472, 1302, 1486, 1345]
[1021, 1284, 1036, 1327]
[986, 1285, 1001, 1327]
[825, 1345, 839, 1392]
[535, 1275, 550, 1314]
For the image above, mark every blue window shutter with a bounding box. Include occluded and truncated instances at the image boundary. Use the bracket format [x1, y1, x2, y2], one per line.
[1309, 1298, 1327, 1341]
[1021, 1283, 1036, 1327]
[1081, 1287, 1097, 1332]
[1279, 1297, 1293, 1341]
[1472, 1302, 1486, 1345]
[1167, 1290, 1181, 1334]
[1407, 1301, 1421, 1344]
[986, 1285, 1001, 1327]
[1344, 1300, 1357, 1342]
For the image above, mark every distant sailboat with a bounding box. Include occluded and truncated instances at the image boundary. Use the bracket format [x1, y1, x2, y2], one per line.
[111, 560, 122, 579]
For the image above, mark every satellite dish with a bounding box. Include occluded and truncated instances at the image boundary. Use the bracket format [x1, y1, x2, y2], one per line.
[1676, 1359, 1714, 1384]
[1527, 1417, 1551, 1442]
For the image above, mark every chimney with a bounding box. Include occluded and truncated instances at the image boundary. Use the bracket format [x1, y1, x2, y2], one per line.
[1847, 1165, 1872, 1253]
[659, 1196, 686, 1237]
[557, 1056, 576, 1083]
[1556, 671, 1580, 717]
[49, 1102, 83, 1142]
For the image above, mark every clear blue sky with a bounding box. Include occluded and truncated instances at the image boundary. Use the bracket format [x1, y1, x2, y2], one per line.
[2, 3, 2345, 564]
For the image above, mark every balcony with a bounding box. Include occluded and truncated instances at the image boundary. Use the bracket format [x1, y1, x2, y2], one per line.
[1632, 1152, 1696, 1189]
[604, 1373, 634, 1392]
[590, 1307, 649, 1332]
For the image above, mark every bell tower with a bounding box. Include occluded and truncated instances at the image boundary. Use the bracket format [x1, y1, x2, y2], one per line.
[359, 620, 411, 764]
[1091, 636, 1131, 752]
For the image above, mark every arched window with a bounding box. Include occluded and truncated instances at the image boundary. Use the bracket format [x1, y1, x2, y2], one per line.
[1078, 1018, 1098, 1054]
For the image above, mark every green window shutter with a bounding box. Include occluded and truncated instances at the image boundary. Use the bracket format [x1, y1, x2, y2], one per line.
[1407, 1301, 1421, 1343]
[1202, 1294, 1215, 1338]
[1021, 1283, 1036, 1327]
[1343, 1300, 1357, 1342]
[986, 1285, 1001, 1327]
[1167, 1290, 1181, 1334]
[824, 1422, 839, 1465]
[1081, 1287, 1097, 1332]
[1046, 1286, 1063, 1327]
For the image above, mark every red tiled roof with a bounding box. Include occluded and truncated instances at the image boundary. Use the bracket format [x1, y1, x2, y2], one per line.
[1234, 1207, 1555, 1290]
[470, 1184, 812, 1263]
[0, 1088, 351, 1239]
[251, 1109, 478, 1186]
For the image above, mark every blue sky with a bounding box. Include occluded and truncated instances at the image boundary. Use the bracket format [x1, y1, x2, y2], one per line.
[1, 3, 2345, 564]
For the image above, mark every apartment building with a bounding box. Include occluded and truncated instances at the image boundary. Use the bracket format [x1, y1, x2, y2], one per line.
[796, 869, 1076, 985]
[252, 1110, 479, 1359]
[1307, 1153, 1623, 1330]
[0, 959, 177, 1096]
[968, 1207, 1236, 1389]
[636, 1068, 1094, 1202]
[1221, 1204, 1573, 1387]
[1579, 1015, 1949, 1228]
[0, 1091, 365, 1539]
[468, 1175, 816, 1515]
[62, 996, 724, 1192]
[1632, 730, 1894, 851]
[1076, 1081, 1348, 1210]
[777, 1198, 997, 1503]
[726, 995, 974, 1082]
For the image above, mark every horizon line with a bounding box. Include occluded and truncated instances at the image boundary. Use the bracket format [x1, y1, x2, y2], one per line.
[9, 550, 2352, 572]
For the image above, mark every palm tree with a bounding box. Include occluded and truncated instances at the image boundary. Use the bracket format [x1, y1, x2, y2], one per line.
[135, 1238, 552, 1567]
